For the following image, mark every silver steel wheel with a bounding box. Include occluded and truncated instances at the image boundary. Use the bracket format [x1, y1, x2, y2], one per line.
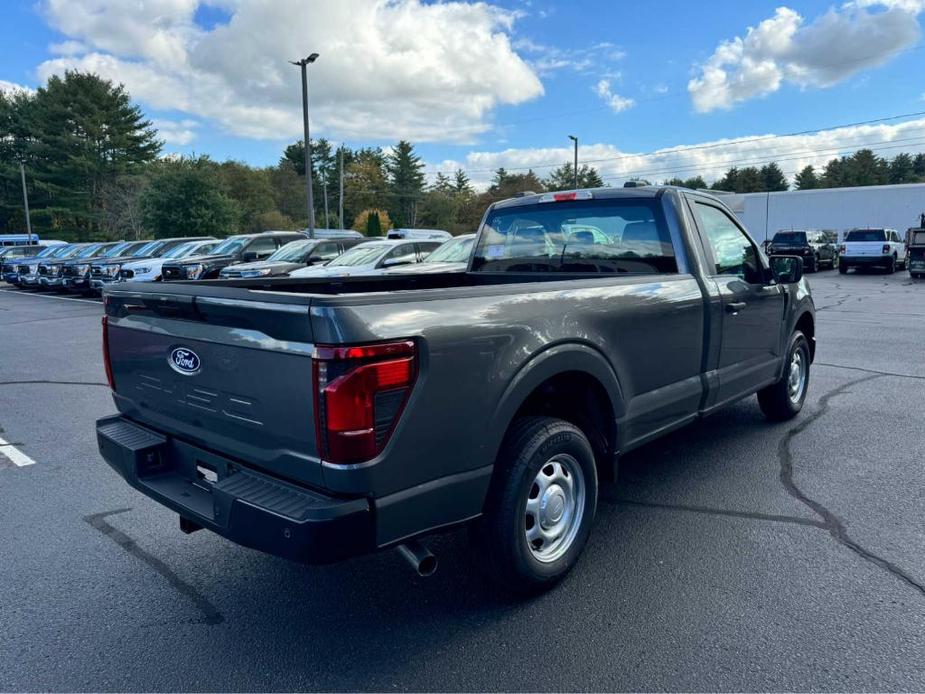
[788, 349, 807, 404]
[524, 454, 586, 563]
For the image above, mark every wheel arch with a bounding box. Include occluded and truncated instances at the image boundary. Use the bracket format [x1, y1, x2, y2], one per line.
[487, 343, 625, 483]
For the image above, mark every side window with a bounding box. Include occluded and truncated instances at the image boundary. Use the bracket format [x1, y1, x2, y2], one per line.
[693, 202, 762, 283]
[247, 237, 278, 258]
[415, 242, 441, 260]
[383, 244, 417, 266]
[312, 243, 340, 261]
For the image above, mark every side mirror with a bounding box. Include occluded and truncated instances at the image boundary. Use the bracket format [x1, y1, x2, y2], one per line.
[241, 251, 258, 262]
[770, 255, 803, 284]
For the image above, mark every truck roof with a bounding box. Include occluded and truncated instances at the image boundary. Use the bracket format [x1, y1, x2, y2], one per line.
[489, 185, 713, 212]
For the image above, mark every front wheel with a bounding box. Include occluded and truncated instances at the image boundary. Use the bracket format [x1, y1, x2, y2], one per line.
[839, 262, 848, 274]
[471, 416, 598, 593]
[758, 331, 811, 421]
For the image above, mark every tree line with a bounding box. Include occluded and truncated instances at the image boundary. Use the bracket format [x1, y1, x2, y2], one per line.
[665, 149, 925, 194]
[4, 71, 925, 241]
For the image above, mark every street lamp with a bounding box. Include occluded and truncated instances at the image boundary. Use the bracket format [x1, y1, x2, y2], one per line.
[291, 52, 320, 238]
[568, 135, 578, 189]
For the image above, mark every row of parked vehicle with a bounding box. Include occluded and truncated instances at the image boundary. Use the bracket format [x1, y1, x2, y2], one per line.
[0, 229, 478, 293]
[764, 227, 921, 276]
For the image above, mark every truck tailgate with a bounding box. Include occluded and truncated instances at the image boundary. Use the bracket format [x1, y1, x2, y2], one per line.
[104, 288, 323, 487]
[845, 242, 887, 256]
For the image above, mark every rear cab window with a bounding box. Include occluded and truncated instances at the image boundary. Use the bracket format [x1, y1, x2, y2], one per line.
[845, 230, 886, 242]
[772, 232, 807, 245]
[471, 197, 678, 274]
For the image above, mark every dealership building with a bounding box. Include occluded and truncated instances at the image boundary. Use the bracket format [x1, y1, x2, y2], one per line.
[722, 182, 925, 243]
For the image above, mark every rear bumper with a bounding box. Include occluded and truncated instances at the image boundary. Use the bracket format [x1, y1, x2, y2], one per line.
[63, 277, 91, 291]
[96, 415, 375, 564]
[841, 254, 892, 266]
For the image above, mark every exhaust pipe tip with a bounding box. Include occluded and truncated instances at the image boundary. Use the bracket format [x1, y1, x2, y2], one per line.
[397, 540, 437, 577]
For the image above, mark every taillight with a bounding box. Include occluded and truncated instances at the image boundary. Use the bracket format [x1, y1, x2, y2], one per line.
[313, 340, 417, 465]
[882, 244, 891, 254]
[101, 315, 115, 390]
[838, 244, 846, 254]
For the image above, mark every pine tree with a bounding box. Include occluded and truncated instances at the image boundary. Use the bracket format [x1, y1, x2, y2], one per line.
[544, 163, 604, 191]
[386, 140, 425, 228]
[794, 166, 818, 190]
[453, 168, 473, 195]
[432, 171, 453, 193]
[760, 162, 789, 191]
[140, 156, 236, 238]
[888, 153, 916, 184]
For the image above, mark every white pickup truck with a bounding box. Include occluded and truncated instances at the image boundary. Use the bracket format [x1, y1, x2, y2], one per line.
[839, 228, 908, 274]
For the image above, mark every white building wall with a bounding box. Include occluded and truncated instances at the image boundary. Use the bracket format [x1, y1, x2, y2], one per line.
[724, 183, 925, 243]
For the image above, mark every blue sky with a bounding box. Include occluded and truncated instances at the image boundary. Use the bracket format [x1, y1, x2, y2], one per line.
[2, 0, 924, 187]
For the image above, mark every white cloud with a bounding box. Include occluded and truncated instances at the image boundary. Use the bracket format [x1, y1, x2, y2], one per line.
[152, 118, 199, 145]
[513, 38, 623, 75]
[37, 0, 544, 143]
[49, 40, 87, 56]
[689, 2, 924, 112]
[431, 117, 925, 190]
[0, 80, 34, 95]
[594, 79, 634, 113]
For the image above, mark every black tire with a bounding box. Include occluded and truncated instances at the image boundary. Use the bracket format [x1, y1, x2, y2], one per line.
[758, 331, 811, 422]
[470, 416, 598, 593]
[887, 255, 896, 274]
[838, 263, 848, 274]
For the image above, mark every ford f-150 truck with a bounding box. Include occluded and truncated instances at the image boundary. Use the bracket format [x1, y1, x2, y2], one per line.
[96, 186, 815, 591]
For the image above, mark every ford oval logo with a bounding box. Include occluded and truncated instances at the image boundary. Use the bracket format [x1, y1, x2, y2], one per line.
[169, 347, 201, 375]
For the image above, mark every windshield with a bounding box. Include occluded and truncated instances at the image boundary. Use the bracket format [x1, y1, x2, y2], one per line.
[35, 246, 59, 258]
[210, 237, 247, 255]
[426, 236, 475, 263]
[472, 198, 677, 274]
[845, 229, 886, 242]
[73, 244, 103, 259]
[327, 244, 390, 267]
[772, 232, 807, 245]
[99, 242, 131, 258]
[162, 241, 198, 259]
[268, 240, 314, 262]
[57, 245, 85, 259]
[133, 240, 167, 257]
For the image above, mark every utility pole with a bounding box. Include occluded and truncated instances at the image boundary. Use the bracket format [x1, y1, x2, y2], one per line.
[291, 53, 319, 237]
[19, 162, 33, 244]
[323, 174, 329, 229]
[568, 135, 578, 189]
[338, 147, 344, 229]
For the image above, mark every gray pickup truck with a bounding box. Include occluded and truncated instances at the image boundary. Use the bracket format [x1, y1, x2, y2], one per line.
[96, 186, 815, 591]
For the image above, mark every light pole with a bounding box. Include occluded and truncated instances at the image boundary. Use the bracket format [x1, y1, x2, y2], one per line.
[291, 53, 319, 238]
[568, 135, 578, 189]
[19, 162, 33, 244]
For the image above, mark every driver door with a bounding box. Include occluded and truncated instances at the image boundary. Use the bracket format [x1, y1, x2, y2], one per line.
[689, 199, 785, 407]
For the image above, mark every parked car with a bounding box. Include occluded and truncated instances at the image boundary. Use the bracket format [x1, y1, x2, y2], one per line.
[295, 228, 365, 240]
[62, 241, 152, 293]
[0, 244, 48, 263]
[907, 228, 925, 279]
[386, 228, 452, 241]
[380, 234, 476, 275]
[117, 239, 218, 284]
[219, 237, 364, 279]
[90, 237, 211, 293]
[767, 230, 837, 272]
[287, 239, 443, 278]
[3, 245, 70, 285]
[162, 232, 305, 281]
[18, 244, 90, 288]
[38, 242, 122, 290]
[97, 185, 815, 591]
[838, 228, 908, 274]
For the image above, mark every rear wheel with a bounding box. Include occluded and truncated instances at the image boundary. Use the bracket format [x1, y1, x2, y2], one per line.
[887, 255, 896, 274]
[758, 331, 810, 421]
[839, 262, 848, 274]
[471, 416, 598, 593]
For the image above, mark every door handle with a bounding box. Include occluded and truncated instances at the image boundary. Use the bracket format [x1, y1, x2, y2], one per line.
[726, 301, 747, 314]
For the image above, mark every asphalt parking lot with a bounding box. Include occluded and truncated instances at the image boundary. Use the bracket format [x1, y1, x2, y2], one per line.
[1, 271, 923, 692]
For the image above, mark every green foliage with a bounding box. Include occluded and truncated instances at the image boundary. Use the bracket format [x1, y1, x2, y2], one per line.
[0, 71, 160, 238]
[386, 140, 425, 227]
[140, 156, 236, 238]
[665, 176, 707, 190]
[544, 162, 604, 191]
[794, 166, 818, 190]
[353, 208, 390, 236]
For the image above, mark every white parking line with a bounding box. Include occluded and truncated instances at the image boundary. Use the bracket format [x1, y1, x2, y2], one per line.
[0, 288, 100, 305]
[0, 437, 37, 467]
